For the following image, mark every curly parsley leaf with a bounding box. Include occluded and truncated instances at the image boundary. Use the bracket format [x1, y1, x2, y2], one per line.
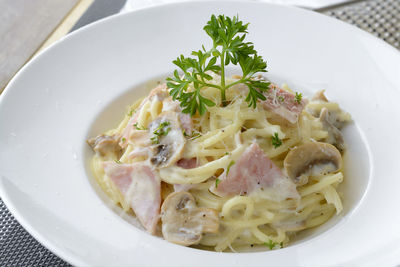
[167, 14, 270, 115]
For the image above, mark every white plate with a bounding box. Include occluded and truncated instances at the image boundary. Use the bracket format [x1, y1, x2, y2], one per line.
[1, 1, 400, 266]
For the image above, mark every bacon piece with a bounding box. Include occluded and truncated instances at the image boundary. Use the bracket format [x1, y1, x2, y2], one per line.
[103, 162, 161, 234]
[260, 85, 307, 124]
[211, 143, 299, 202]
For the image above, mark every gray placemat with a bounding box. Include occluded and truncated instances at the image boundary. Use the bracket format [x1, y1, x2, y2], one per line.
[1, 0, 399, 265]
[0, 199, 70, 267]
[322, 0, 400, 49]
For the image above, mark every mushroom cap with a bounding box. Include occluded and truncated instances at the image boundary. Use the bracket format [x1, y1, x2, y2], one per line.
[320, 108, 345, 151]
[148, 111, 186, 168]
[284, 142, 342, 185]
[161, 191, 219, 246]
[87, 134, 122, 159]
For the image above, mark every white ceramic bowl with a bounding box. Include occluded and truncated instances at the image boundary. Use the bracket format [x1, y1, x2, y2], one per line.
[1, 1, 400, 266]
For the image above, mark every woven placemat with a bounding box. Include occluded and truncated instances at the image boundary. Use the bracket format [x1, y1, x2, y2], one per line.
[1, 0, 399, 265]
[322, 0, 400, 49]
[0, 200, 70, 266]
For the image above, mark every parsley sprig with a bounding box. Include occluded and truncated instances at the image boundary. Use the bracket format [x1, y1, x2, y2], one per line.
[167, 15, 270, 116]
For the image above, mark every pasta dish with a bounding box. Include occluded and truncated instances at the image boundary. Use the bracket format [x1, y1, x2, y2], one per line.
[87, 15, 351, 252]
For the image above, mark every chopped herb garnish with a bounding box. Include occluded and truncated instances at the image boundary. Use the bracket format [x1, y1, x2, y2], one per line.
[294, 92, 302, 104]
[271, 132, 282, 148]
[128, 109, 135, 117]
[225, 152, 229, 155]
[190, 132, 202, 140]
[151, 121, 171, 144]
[133, 122, 146, 130]
[278, 95, 285, 102]
[215, 178, 221, 188]
[166, 14, 270, 116]
[114, 159, 122, 164]
[183, 130, 202, 140]
[121, 137, 126, 142]
[264, 239, 278, 250]
[150, 136, 158, 144]
[226, 160, 235, 175]
[279, 242, 283, 248]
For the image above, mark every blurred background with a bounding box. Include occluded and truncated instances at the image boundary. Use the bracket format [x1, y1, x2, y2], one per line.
[0, 0, 399, 265]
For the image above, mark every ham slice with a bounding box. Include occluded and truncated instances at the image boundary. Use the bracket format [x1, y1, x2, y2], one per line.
[261, 85, 307, 124]
[103, 162, 161, 234]
[211, 143, 299, 202]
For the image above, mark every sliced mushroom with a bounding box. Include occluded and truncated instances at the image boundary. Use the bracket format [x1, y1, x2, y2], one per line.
[320, 108, 345, 151]
[148, 111, 186, 168]
[284, 142, 342, 185]
[87, 134, 122, 159]
[309, 91, 349, 128]
[161, 191, 219, 246]
[306, 90, 328, 117]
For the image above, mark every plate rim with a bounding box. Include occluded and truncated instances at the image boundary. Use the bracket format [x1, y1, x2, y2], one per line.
[1, 1, 400, 266]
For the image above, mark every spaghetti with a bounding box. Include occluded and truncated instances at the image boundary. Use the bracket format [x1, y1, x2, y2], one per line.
[88, 74, 351, 252]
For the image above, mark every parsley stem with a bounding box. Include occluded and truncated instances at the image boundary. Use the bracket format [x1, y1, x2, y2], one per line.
[197, 81, 221, 90]
[220, 51, 227, 106]
[225, 77, 249, 90]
